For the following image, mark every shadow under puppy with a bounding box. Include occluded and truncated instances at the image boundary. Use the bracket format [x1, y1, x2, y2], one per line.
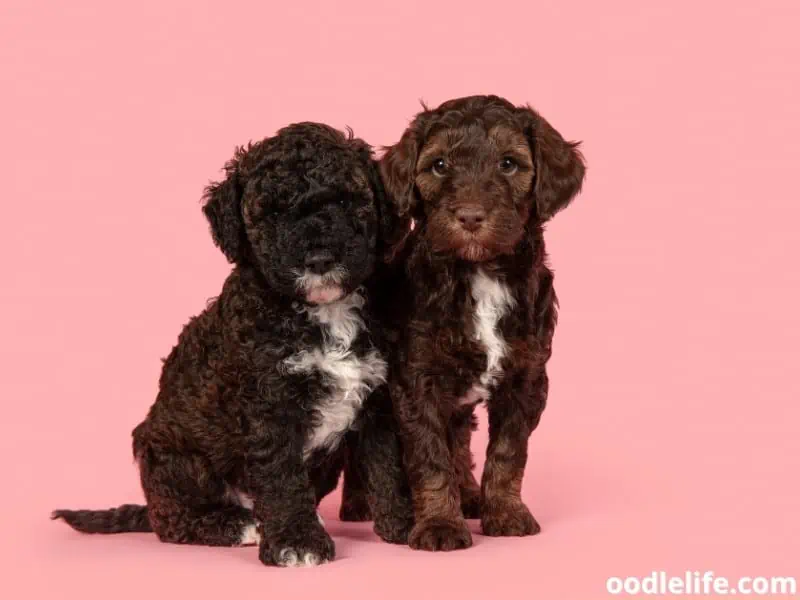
[351, 95, 586, 551]
[52, 122, 413, 566]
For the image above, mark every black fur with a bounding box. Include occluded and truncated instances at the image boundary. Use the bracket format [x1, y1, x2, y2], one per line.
[52, 123, 414, 567]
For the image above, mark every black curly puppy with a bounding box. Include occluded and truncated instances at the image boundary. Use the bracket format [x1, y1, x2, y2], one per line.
[52, 122, 413, 567]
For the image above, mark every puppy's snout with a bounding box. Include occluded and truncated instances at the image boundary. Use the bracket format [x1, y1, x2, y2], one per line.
[455, 207, 486, 232]
[305, 250, 336, 275]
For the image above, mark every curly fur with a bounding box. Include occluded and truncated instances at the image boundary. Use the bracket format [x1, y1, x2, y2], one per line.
[52, 122, 414, 566]
[350, 95, 586, 551]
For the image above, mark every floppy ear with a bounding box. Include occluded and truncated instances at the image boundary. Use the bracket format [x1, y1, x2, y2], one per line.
[378, 124, 426, 260]
[345, 138, 393, 250]
[523, 107, 586, 221]
[380, 122, 425, 222]
[368, 158, 413, 262]
[202, 147, 248, 264]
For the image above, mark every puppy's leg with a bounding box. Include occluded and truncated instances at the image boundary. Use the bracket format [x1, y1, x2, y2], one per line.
[449, 408, 481, 519]
[480, 369, 547, 537]
[242, 431, 335, 567]
[308, 448, 346, 507]
[339, 448, 372, 522]
[139, 450, 257, 546]
[396, 386, 472, 551]
[346, 389, 414, 543]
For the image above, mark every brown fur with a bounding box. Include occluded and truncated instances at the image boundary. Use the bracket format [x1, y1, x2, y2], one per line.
[358, 95, 586, 550]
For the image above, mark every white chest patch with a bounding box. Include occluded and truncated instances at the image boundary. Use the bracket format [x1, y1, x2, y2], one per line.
[459, 269, 516, 406]
[282, 290, 387, 459]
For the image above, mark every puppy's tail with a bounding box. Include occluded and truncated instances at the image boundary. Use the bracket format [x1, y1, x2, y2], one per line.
[51, 504, 152, 534]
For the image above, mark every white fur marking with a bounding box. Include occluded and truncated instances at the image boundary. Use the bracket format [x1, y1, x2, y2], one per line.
[239, 523, 261, 546]
[283, 290, 387, 459]
[278, 548, 324, 568]
[459, 268, 515, 404]
[229, 491, 325, 547]
[295, 267, 347, 304]
[225, 486, 256, 510]
[236, 490, 255, 510]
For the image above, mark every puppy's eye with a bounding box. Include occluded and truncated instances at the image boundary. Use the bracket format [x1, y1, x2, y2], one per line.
[499, 157, 518, 175]
[431, 158, 447, 177]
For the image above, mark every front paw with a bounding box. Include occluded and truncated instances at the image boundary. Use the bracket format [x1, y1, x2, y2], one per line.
[259, 524, 335, 567]
[481, 499, 540, 537]
[408, 517, 472, 551]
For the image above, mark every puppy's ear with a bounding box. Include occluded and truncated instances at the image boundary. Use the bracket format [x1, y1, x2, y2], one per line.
[370, 159, 413, 262]
[379, 122, 428, 261]
[381, 108, 436, 223]
[380, 128, 419, 221]
[348, 139, 407, 263]
[202, 148, 248, 263]
[522, 107, 586, 221]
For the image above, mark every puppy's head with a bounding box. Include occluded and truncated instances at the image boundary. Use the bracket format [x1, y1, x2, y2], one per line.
[203, 122, 385, 304]
[381, 95, 585, 262]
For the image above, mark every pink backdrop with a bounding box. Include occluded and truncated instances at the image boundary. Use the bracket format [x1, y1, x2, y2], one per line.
[2, 1, 799, 598]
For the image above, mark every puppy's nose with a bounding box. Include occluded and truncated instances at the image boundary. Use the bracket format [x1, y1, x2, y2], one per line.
[304, 251, 336, 275]
[456, 207, 486, 232]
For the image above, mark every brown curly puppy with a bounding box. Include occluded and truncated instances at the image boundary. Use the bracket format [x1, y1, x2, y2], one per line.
[361, 95, 586, 551]
[52, 122, 414, 566]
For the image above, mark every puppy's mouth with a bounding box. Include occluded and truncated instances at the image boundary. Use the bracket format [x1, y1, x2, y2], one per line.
[294, 266, 348, 304]
[306, 286, 344, 304]
[449, 229, 495, 262]
[445, 221, 520, 262]
[456, 240, 492, 262]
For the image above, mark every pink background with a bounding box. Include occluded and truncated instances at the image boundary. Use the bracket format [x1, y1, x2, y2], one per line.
[2, 1, 799, 598]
